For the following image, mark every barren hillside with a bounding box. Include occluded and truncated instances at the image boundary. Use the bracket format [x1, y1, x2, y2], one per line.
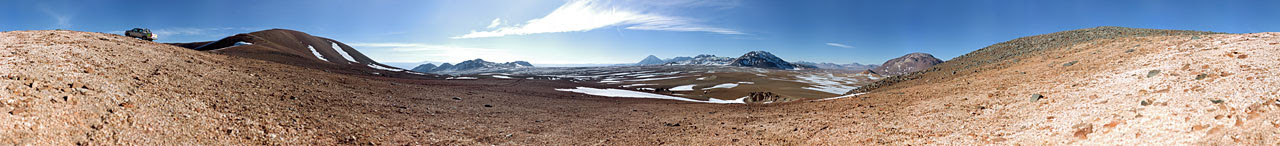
[2, 27, 1277, 145]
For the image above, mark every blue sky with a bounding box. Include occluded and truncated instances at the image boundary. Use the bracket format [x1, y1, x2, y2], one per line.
[3, 0, 1278, 65]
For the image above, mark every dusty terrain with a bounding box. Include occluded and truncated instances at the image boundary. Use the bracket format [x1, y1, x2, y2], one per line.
[462, 65, 878, 103]
[2, 27, 1279, 145]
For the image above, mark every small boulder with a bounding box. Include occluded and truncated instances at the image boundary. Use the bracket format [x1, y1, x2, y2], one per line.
[1147, 70, 1161, 78]
[1062, 61, 1078, 67]
[1030, 94, 1044, 102]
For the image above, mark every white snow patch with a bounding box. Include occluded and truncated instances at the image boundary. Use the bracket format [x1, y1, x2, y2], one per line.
[446, 77, 478, 80]
[737, 81, 755, 84]
[794, 74, 860, 94]
[332, 43, 357, 63]
[625, 75, 688, 82]
[705, 97, 747, 104]
[670, 84, 697, 91]
[695, 77, 709, 80]
[308, 45, 329, 62]
[607, 72, 632, 76]
[367, 64, 404, 72]
[492, 75, 513, 79]
[817, 92, 866, 101]
[554, 87, 743, 104]
[703, 83, 738, 90]
[622, 83, 655, 87]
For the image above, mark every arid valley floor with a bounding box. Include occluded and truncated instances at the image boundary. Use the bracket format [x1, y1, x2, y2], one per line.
[3, 27, 1280, 145]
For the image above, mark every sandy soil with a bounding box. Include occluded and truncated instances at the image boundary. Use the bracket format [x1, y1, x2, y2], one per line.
[2, 29, 1278, 145]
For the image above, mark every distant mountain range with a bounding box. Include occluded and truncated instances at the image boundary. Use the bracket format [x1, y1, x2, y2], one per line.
[411, 59, 533, 74]
[632, 51, 810, 70]
[791, 61, 878, 71]
[638, 51, 892, 70]
[663, 54, 735, 66]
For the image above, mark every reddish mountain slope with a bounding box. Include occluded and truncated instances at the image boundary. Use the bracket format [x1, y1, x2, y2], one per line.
[868, 53, 943, 76]
[168, 29, 427, 78]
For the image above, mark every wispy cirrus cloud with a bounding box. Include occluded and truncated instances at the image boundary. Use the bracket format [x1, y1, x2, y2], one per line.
[825, 42, 854, 48]
[349, 43, 525, 63]
[486, 18, 503, 28]
[452, 0, 743, 39]
[38, 6, 72, 28]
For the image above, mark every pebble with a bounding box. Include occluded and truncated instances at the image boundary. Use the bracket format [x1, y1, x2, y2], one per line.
[1147, 70, 1161, 78]
[1030, 94, 1044, 102]
[452, 97, 462, 100]
[483, 104, 493, 107]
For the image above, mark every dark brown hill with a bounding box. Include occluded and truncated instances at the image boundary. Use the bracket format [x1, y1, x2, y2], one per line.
[868, 53, 942, 76]
[167, 29, 428, 78]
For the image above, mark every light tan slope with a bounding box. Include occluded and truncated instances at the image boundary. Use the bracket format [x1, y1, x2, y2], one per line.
[813, 32, 1280, 145]
[852, 26, 1222, 94]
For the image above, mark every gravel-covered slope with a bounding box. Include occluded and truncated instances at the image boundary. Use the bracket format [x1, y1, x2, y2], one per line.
[851, 26, 1222, 94]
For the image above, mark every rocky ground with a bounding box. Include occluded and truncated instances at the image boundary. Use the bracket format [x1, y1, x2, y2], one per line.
[2, 28, 1278, 145]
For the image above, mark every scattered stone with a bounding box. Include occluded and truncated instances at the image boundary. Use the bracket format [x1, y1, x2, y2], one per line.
[1140, 100, 1151, 106]
[483, 104, 493, 107]
[1072, 123, 1093, 139]
[1210, 99, 1224, 104]
[9, 107, 27, 115]
[1147, 70, 1161, 78]
[120, 102, 136, 108]
[1030, 94, 1044, 102]
[1125, 49, 1135, 53]
[1237, 54, 1248, 59]
[1062, 61, 1078, 67]
[452, 97, 462, 100]
[1192, 36, 1202, 40]
[664, 122, 681, 127]
[1195, 74, 1207, 80]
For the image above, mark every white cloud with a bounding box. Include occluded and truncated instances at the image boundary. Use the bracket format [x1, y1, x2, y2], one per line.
[349, 43, 526, 63]
[452, 0, 742, 39]
[486, 18, 503, 28]
[39, 6, 72, 28]
[825, 42, 854, 48]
